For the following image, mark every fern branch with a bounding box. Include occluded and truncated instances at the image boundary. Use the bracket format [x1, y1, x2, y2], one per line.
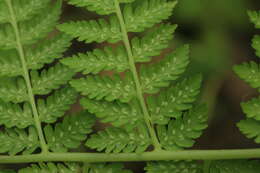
[132, 24, 177, 62]
[157, 104, 208, 150]
[31, 63, 75, 95]
[0, 127, 39, 155]
[114, 0, 162, 150]
[0, 77, 28, 103]
[58, 16, 122, 44]
[123, 0, 177, 32]
[70, 73, 135, 102]
[61, 45, 129, 74]
[86, 126, 151, 153]
[147, 75, 202, 124]
[237, 118, 260, 143]
[248, 10, 260, 29]
[44, 112, 95, 152]
[5, 0, 48, 152]
[252, 35, 260, 58]
[80, 98, 143, 130]
[0, 101, 34, 128]
[140, 45, 190, 94]
[38, 87, 78, 123]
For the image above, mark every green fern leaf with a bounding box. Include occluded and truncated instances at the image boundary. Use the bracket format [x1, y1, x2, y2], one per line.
[210, 160, 260, 173]
[241, 96, 260, 121]
[145, 161, 203, 173]
[44, 112, 95, 152]
[0, 50, 22, 77]
[0, 0, 50, 24]
[70, 73, 135, 103]
[86, 126, 151, 153]
[147, 75, 202, 124]
[0, 1, 61, 50]
[31, 63, 75, 95]
[0, 101, 33, 128]
[237, 118, 260, 143]
[132, 24, 177, 62]
[140, 45, 190, 94]
[248, 10, 260, 29]
[61, 45, 128, 74]
[123, 0, 177, 32]
[38, 87, 78, 123]
[86, 163, 133, 173]
[80, 98, 143, 130]
[233, 61, 260, 90]
[157, 104, 208, 150]
[58, 16, 121, 44]
[0, 127, 39, 155]
[19, 163, 81, 173]
[252, 35, 260, 58]
[0, 77, 28, 103]
[26, 34, 72, 70]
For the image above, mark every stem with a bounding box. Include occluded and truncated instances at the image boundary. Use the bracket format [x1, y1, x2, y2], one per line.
[113, 0, 161, 150]
[2, 149, 260, 163]
[203, 160, 212, 173]
[5, 0, 48, 153]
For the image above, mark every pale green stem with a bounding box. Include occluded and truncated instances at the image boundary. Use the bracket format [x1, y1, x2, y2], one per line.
[113, 0, 161, 150]
[2, 149, 260, 163]
[5, 0, 49, 153]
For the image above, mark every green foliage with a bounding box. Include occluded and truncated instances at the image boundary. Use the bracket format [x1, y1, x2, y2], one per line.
[86, 126, 151, 153]
[145, 161, 203, 173]
[147, 75, 202, 124]
[157, 104, 208, 150]
[140, 45, 190, 94]
[248, 11, 260, 29]
[0, 127, 39, 155]
[70, 73, 135, 103]
[44, 112, 95, 152]
[18, 163, 81, 173]
[234, 10, 260, 144]
[80, 98, 143, 130]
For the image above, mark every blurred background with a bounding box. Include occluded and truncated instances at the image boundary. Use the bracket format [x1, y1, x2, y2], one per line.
[2, 0, 260, 172]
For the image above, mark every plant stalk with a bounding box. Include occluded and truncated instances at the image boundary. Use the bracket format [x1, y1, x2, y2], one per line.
[113, 0, 161, 150]
[2, 149, 260, 163]
[5, 0, 49, 153]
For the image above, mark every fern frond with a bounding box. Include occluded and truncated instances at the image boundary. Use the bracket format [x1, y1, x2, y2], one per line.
[132, 24, 177, 62]
[157, 104, 208, 150]
[86, 163, 133, 173]
[140, 45, 190, 94]
[0, 1, 61, 50]
[210, 160, 260, 173]
[241, 96, 260, 121]
[80, 98, 143, 130]
[145, 161, 202, 173]
[44, 112, 95, 152]
[0, 0, 50, 24]
[26, 34, 72, 70]
[147, 75, 202, 124]
[38, 87, 78, 123]
[31, 63, 75, 95]
[252, 35, 260, 57]
[86, 126, 151, 153]
[61, 45, 128, 74]
[123, 0, 177, 32]
[0, 127, 39, 155]
[58, 16, 121, 44]
[0, 101, 33, 128]
[70, 73, 135, 103]
[237, 118, 260, 143]
[0, 50, 22, 77]
[19, 163, 81, 173]
[0, 77, 28, 103]
[248, 10, 260, 29]
[233, 61, 260, 90]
